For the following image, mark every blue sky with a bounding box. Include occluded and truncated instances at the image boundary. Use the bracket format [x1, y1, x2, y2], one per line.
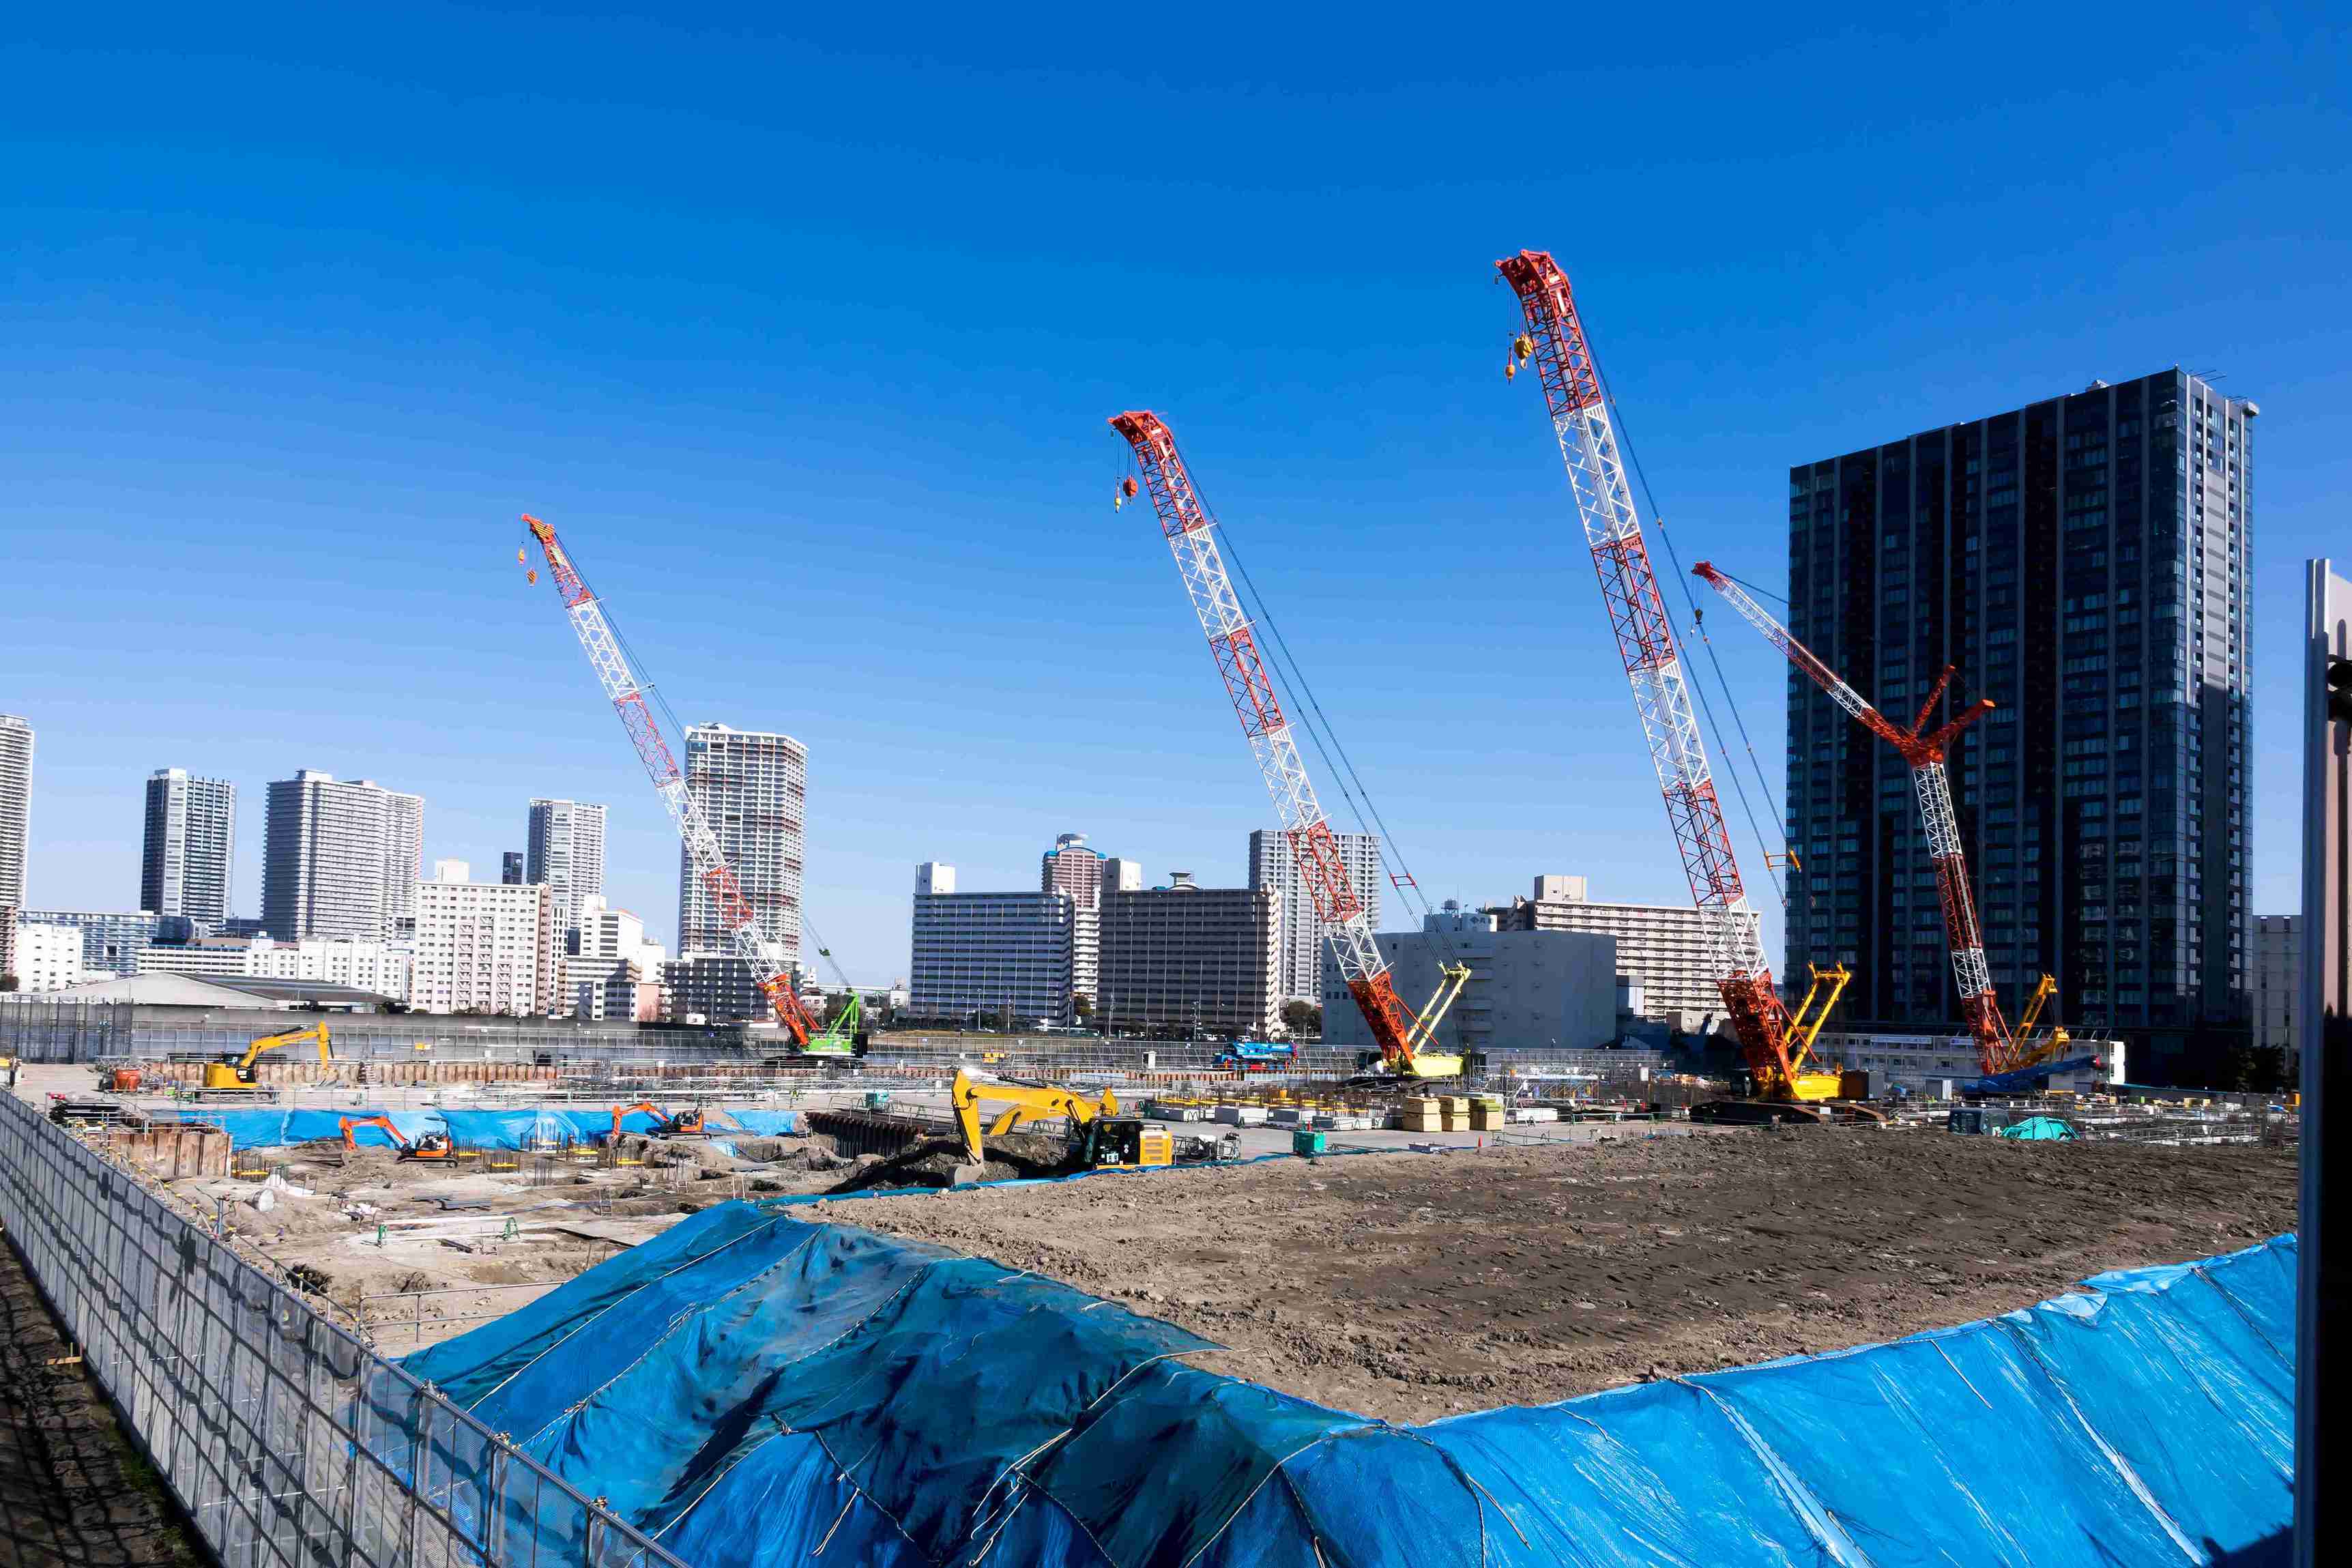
[4, 3, 2346, 983]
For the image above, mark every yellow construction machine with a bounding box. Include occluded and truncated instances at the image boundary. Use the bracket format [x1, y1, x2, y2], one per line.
[192, 1023, 333, 1096]
[1772, 963, 1857, 1103]
[948, 1069, 1170, 1181]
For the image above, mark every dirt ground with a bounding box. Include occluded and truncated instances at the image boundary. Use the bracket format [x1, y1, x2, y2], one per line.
[1, 1238, 205, 1568]
[811, 1126, 2297, 1423]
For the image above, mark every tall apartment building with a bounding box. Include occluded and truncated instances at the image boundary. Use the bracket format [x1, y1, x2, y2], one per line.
[262, 771, 422, 941]
[1097, 873, 1279, 1039]
[910, 866, 1084, 1027]
[1248, 828, 1382, 1005]
[1485, 875, 1757, 1029]
[1320, 912, 1618, 1059]
[527, 798, 607, 940]
[1784, 371, 2254, 1081]
[2253, 914, 2298, 1071]
[14, 908, 164, 977]
[1041, 833, 1116, 998]
[409, 859, 558, 1016]
[676, 725, 804, 968]
[0, 714, 31, 908]
[141, 768, 237, 925]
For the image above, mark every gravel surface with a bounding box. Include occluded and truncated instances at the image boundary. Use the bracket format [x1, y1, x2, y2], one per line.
[806, 1125, 2297, 1423]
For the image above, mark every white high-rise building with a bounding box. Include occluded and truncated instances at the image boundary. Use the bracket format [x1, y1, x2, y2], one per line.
[564, 894, 665, 1021]
[676, 725, 804, 966]
[0, 714, 31, 908]
[409, 859, 558, 1016]
[141, 769, 237, 925]
[1248, 828, 1383, 1005]
[12, 920, 85, 993]
[261, 771, 423, 941]
[527, 798, 608, 941]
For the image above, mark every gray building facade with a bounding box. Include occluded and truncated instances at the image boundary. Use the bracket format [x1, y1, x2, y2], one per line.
[1785, 370, 2252, 1083]
[909, 882, 1083, 1028]
[1096, 874, 1279, 1039]
[1320, 916, 1618, 1059]
[527, 798, 607, 942]
[1249, 827, 1381, 1006]
[141, 768, 237, 925]
[262, 771, 420, 942]
[676, 725, 804, 966]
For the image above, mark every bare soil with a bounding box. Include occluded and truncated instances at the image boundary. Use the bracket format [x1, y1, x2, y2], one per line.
[809, 1127, 2297, 1423]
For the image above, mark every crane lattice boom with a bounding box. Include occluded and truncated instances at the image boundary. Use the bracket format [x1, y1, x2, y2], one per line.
[1107, 412, 1429, 1073]
[1692, 562, 2020, 1073]
[522, 514, 818, 1045]
[1496, 251, 1802, 1093]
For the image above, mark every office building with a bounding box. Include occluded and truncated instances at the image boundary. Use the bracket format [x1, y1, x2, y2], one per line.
[527, 798, 608, 940]
[1485, 875, 1758, 1030]
[262, 771, 422, 941]
[910, 871, 1084, 1028]
[8, 919, 85, 993]
[141, 769, 237, 925]
[1320, 910, 1617, 1059]
[565, 895, 665, 1021]
[501, 852, 525, 886]
[1785, 371, 2254, 1081]
[662, 955, 767, 1026]
[1249, 828, 1382, 1005]
[14, 908, 163, 977]
[408, 859, 558, 1016]
[2253, 914, 2298, 1071]
[1097, 873, 1279, 1039]
[676, 725, 804, 966]
[0, 714, 30, 907]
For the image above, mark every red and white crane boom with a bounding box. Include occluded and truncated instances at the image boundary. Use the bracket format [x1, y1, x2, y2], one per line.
[1496, 252, 1805, 1094]
[521, 514, 821, 1046]
[1108, 412, 1457, 1077]
[1691, 562, 2018, 1074]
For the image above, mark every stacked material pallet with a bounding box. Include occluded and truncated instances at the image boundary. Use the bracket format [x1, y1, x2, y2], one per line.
[1213, 1105, 1270, 1127]
[1144, 1101, 1210, 1122]
[1399, 1097, 1443, 1132]
[1468, 1098, 1507, 1132]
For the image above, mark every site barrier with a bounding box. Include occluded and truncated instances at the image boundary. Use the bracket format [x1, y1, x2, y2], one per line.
[0, 1090, 691, 1568]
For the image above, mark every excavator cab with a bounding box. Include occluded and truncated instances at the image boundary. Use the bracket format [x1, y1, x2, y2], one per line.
[1082, 1118, 1173, 1170]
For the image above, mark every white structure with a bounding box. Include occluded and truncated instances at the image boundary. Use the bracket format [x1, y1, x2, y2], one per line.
[1100, 857, 1144, 897]
[527, 798, 608, 941]
[564, 895, 665, 1021]
[2254, 914, 2298, 1071]
[0, 714, 29, 907]
[677, 725, 805, 966]
[141, 769, 237, 925]
[1249, 828, 1382, 1005]
[13, 908, 161, 977]
[1321, 920, 1617, 1058]
[261, 770, 424, 941]
[1814, 1030, 2128, 1097]
[12, 920, 85, 993]
[910, 874, 1084, 1028]
[409, 859, 558, 1016]
[139, 934, 412, 1001]
[1488, 875, 1761, 1031]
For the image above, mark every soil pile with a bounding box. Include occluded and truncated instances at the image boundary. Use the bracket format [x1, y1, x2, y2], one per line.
[826, 1130, 1079, 1194]
[813, 1127, 2296, 1422]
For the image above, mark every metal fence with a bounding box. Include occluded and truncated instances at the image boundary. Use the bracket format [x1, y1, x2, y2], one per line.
[0, 994, 135, 1061]
[0, 1090, 690, 1568]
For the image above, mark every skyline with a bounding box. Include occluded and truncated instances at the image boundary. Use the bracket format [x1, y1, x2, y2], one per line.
[5, 5, 2347, 987]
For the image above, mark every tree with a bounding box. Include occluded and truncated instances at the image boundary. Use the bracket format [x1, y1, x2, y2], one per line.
[1071, 991, 1094, 1020]
[1280, 1000, 1322, 1037]
[0, 973, 17, 993]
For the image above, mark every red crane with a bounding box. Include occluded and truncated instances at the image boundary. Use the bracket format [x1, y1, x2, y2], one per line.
[1109, 411, 1464, 1077]
[1496, 251, 1810, 1099]
[1692, 562, 2020, 1074]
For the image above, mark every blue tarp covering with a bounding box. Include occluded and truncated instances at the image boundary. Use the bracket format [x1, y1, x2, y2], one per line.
[163, 1105, 797, 1150]
[393, 1206, 2295, 1567]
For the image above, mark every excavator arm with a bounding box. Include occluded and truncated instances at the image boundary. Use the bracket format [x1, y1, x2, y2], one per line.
[950, 1070, 1118, 1166]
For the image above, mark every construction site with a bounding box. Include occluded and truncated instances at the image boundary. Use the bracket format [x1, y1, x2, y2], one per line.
[0, 250, 2299, 1568]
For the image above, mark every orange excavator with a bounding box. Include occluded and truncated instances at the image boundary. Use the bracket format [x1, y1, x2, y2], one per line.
[609, 1102, 708, 1141]
[338, 1116, 454, 1162]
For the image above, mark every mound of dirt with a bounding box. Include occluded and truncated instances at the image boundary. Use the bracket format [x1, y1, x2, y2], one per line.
[826, 1131, 1079, 1195]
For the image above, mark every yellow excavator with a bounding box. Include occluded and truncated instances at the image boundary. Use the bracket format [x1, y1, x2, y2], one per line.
[190, 1023, 334, 1097]
[948, 1069, 1170, 1182]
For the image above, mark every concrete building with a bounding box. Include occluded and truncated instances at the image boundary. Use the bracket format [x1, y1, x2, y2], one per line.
[10, 920, 85, 993]
[1101, 857, 1144, 897]
[677, 725, 804, 967]
[2254, 914, 2299, 1071]
[14, 908, 163, 978]
[662, 955, 767, 1026]
[262, 771, 422, 942]
[1786, 371, 2254, 1083]
[565, 895, 665, 1021]
[1320, 910, 1617, 1060]
[138, 933, 412, 1001]
[1485, 876, 1758, 1032]
[0, 714, 30, 908]
[910, 871, 1084, 1028]
[527, 798, 607, 943]
[1097, 873, 1279, 1039]
[1041, 832, 1104, 903]
[141, 768, 237, 925]
[409, 858, 558, 1017]
[501, 852, 525, 886]
[1249, 828, 1382, 1005]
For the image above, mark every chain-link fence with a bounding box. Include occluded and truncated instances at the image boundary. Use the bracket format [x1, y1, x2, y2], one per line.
[0, 1091, 691, 1568]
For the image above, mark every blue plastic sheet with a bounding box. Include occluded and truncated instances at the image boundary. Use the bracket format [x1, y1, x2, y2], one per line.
[397, 1204, 2294, 1567]
[158, 1104, 796, 1150]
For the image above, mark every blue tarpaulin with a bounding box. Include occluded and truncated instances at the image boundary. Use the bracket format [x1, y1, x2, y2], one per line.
[392, 1206, 2295, 1567]
[160, 1105, 797, 1150]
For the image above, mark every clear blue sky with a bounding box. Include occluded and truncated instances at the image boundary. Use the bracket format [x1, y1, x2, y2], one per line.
[4, 3, 2346, 983]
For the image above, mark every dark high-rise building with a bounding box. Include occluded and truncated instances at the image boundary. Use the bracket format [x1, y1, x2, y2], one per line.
[1784, 370, 2252, 1084]
[501, 851, 525, 886]
[141, 768, 237, 925]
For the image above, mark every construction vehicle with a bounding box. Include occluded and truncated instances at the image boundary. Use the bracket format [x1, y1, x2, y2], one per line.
[804, 991, 867, 1058]
[1109, 411, 1470, 1081]
[338, 1115, 454, 1161]
[608, 1101, 710, 1140]
[184, 1023, 333, 1097]
[948, 1069, 1170, 1179]
[1215, 1039, 1299, 1073]
[522, 515, 837, 1058]
[1498, 252, 1872, 1122]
